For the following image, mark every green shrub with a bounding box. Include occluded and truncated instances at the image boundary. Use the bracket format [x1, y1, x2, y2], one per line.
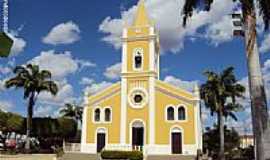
[101, 150, 143, 160]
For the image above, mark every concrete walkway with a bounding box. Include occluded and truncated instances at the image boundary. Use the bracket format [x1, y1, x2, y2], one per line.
[0, 154, 57, 160]
[61, 153, 99, 160]
[147, 155, 196, 160]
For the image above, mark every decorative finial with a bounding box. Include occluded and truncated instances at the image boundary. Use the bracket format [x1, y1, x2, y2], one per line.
[193, 83, 200, 98]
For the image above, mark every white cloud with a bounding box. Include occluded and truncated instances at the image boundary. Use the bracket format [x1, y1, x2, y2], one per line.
[84, 81, 113, 96]
[7, 31, 26, 56]
[99, 0, 236, 53]
[104, 62, 122, 80]
[29, 50, 95, 79]
[38, 79, 74, 106]
[0, 100, 14, 112]
[205, 16, 233, 45]
[76, 59, 96, 69]
[259, 34, 270, 53]
[164, 75, 197, 92]
[0, 80, 5, 91]
[28, 50, 96, 106]
[80, 77, 94, 85]
[43, 21, 81, 45]
[34, 105, 60, 118]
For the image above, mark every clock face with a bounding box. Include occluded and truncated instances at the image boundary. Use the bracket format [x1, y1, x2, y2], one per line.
[128, 88, 148, 108]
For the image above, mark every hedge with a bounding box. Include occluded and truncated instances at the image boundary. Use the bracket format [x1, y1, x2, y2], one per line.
[101, 150, 143, 160]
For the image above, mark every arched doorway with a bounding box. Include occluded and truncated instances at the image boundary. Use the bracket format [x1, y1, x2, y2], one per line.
[96, 128, 106, 153]
[171, 127, 183, 154]
[131, 120, 144, 149]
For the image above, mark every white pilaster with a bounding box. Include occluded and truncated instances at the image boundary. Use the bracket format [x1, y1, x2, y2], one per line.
[81, 93, 89, 151]
[120, 78, 127, 144]
[122, 27, 128, 73]
[193, 84, 202, 150]
[149, 27, 155, 72]
[149, 77, 155, 145]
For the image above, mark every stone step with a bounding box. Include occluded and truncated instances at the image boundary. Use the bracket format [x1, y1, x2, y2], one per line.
[147, 155, 196, 160]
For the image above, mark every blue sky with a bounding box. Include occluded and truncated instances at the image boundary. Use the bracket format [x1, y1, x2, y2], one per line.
[0, 0, 270, 134]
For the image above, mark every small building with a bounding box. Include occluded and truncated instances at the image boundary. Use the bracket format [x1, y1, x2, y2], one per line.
[81, 0, 202, 156]
[240, 135, 254, 148]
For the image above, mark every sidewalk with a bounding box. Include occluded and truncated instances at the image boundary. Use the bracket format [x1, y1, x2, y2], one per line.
[0, 154, 57, 160]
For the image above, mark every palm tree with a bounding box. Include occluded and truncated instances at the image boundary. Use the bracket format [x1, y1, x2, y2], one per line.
[5, 64, 58, 150]
[60, 103, 83, 124]
[200, 67, 245, 160]
[182, 1, 270, 159]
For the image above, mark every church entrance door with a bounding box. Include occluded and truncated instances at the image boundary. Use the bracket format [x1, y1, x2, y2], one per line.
[97, 133, 105, 153]
[131, 120, 144, 151]
[171, 132, 182, 154]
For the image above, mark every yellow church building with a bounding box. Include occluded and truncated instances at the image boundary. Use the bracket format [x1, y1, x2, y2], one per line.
[81, 0, 202, 155]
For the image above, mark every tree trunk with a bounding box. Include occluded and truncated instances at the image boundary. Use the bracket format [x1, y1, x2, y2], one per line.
[244, 12, 270, 160]
[25, 92, 35, 151]
[218, 109, 225, 160]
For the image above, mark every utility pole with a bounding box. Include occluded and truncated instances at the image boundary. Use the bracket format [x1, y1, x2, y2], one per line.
[232, 7, 270, 160]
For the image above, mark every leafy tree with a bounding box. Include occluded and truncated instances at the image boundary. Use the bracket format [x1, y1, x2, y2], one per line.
[60, 103, 83, 123]
[200, 67, 245, 160]
[203, 126, 240, 159]
[0, 110, 24, 150]
[182, 1, 270, 159]
[5, 64, 58, 150]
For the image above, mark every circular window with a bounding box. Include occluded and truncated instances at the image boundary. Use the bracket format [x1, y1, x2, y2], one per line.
[128, 88, 148, 108]
[134, 94, 143, 103]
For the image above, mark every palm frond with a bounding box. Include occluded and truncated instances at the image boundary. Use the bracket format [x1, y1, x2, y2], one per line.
[37, 81, 58, 96]
[40, 70, 52, 79]
[257, 0, 270, 30]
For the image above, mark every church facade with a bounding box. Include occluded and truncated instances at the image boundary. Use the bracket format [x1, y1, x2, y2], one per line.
[81, 0, 202, 155]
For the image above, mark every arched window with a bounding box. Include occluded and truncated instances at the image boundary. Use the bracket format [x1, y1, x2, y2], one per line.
[94, 108, 101, 122]
[167, 107, 174, 120]
[105, 108, 111, 122]
[134, 51, 142, 69]
[178, 107, 186, 120]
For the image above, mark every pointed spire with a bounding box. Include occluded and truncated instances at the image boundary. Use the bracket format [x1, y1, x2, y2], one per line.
[133, 0, 151, 26]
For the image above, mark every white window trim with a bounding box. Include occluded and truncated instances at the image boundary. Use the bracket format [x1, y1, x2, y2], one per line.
[104, 106, 112, 123]
[93, 107, 102, 124]
[176, 104, 188, 122]
[133, 48, 144, 71]
[128, 87, 149, 109]
[165, 104, 188, 123]
[165, 105, 176, 123]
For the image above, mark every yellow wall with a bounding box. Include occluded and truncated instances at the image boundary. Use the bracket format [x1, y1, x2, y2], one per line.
[155, 82, 196, 145]
[86, 86, 121, 144]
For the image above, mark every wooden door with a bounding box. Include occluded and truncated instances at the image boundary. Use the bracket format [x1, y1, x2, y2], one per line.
[171, 132, 182, 154]
[132, 127, 144, 146]
[97, 133, 105, 153]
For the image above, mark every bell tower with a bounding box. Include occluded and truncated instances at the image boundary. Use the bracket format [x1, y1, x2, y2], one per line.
[120, 0, 159, 146]
[121, 0, 160, 79]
